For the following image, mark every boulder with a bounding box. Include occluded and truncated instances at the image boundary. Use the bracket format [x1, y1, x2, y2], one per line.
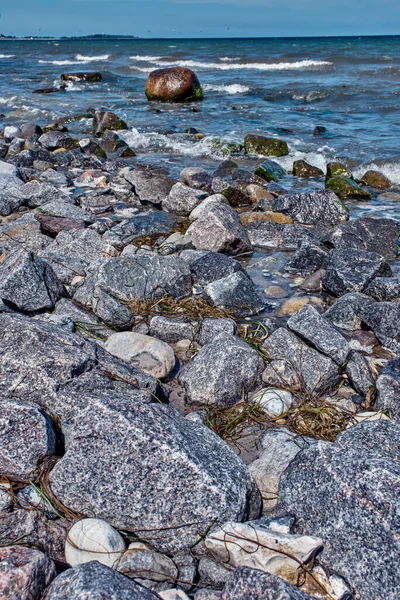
[221, 567, 315, 600]
[163, 183, 207, 216]
[49, 401, 262, 553]
[345, 350, 375, 396]
[125, 167, 176, 205]
[364, 277, 400, 301]
[181, 250, 243, 287]
[0, 250, 64, 312]
[150, 316, 197, 344]
[79, 138, 107, 159]
[179, 335, 264, 407]
[180, 167, 212, 193]
[0, 546, 56, 600]
[0, 171, 25, 216]
[188, 203, 252, 256]
[198, 318, 237, 345]
[0, 215, 51, 253]
[211, 177, 249, 207]
[42, 561, 161, 600]
[324, 292, 375, 331]
[323, 217, 400, 259]
[189, 194, 228, 222]
[326, 175, 372, 199]
[277, 421, 400, 600]
[246, 221, 315, 250]
[274, 190, 348, 225]
[323, 248, 391, 296]
[244, 135, 289, 157]
[262, 328, 342, 395]
[360, 170, 391, 189]
[287, 305, 349, 365]
[292, 160, 323, 178]
[145, 68, 203, 102]
[326, 162, 352, 180]
[285, 239, 328, 276]
[38, 130, 78, 150]
[117, 542, 178, 589]
[204, 271, 265, 318]
[105, 333, 176, 378]
[376, 357, 400, 418]
[93, 110, 128, 135]
[254, 159, 286, 182]
[362, 301, 400, 354]
[61, 72, 102, 82]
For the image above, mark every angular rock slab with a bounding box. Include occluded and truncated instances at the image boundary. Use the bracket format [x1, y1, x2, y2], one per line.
[204, 271, 265, 318]
[0, 545, 56, 600]
[323, 248, 391, 296]
[274, 190, 348, 225]
[222, 567, 315, 600]
[0, 398, 56, 482]
[323, 217, 400, 260]
[376, 357, 400, 418]
[324, 292, 375, 331]
[179, 335, 264, 407]
[163, 182, 207, 216]
[246, 221, 315, 251]
[277, 421, 400, 600]
[42, 561, 161, 600]
[361, 301, 400, 354]
[49, 402, 262, 554]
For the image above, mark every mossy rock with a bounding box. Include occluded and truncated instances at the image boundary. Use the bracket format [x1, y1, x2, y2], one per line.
[326, 175, 372, 200]
[42, 123, 69, 133]
[120, 146, 136, 158]
[244, 134, 289, 157]
[93, 111, 128, 136]
[293, 160, 324, 178]
[326, 162, 352, 181]
[360, 170, 392, 190]
[255, 159, 286, 182]
[208, 138, 243, 158]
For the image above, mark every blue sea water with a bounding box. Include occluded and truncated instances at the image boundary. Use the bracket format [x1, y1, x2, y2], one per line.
[1, 36, 400, 183]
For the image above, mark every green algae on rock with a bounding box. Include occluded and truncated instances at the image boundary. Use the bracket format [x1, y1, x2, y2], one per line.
[293, 160, 324, 178]
[326, 175, 372, 199]
[255, 158, 286, 182]
[244, 134, 289, 157]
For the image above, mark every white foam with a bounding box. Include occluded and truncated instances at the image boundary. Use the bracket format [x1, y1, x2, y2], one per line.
[353, 161, 400, 185]
[203, 83, 250, 94]
[129, 58, 332, 71]
[292, 90, 330, 102]
[0, 54, 15, 59]
[39, 59, 82, 65]
[129, 55, 163, 61]
[76, 54, 110, 61]
[219, 57, 238, 62]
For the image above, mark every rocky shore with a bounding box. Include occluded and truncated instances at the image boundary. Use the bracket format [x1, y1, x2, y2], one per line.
[0, 67, 400, 600]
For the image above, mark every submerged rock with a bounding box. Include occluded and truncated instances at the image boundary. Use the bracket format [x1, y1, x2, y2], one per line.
[244, 135, 289, 157]
[61, 72, 102, 82]
[326, 175, 372, 200]
[292, 160, 323, 178]
[145, 67, 203, 102]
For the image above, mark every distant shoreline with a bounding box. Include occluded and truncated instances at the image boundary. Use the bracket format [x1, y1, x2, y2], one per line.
[0, 34, 399, 42]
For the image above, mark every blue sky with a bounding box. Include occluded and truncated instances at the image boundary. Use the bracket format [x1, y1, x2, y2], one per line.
[1, 0, 399, 37]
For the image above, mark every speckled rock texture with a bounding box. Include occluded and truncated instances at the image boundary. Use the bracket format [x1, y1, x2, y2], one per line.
[221, 567, 315, 600]
[0, 545, 56, 600]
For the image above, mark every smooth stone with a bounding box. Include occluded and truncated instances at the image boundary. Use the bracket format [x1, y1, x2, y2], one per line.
[347, 412, 391, 427]
[244, 135, 289, 157]
[251, 389, 294, 416]
[105, 333, 176, 379]
[65, 518, 126, 569]
[145, 67, 203, 102]
[0, 545, 56, 600]
[360, 170, 391, 189]
[117, 542, 178, 587]
[159, 591, 191, 600]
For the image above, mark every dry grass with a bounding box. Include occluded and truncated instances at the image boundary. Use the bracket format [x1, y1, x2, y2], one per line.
[129, 294, 235, 321]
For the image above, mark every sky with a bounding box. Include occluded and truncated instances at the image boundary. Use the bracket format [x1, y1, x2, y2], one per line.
[0, 0, 399, 38]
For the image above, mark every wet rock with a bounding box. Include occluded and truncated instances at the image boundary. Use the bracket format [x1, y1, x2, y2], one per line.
[285, 239, 329, 276]
[246, 221, 315, 250]
[326, 162, 352, 180]
[364, 276, 400, 301]
[299, 269, 325, 292]
[375, 357, 400, 418]
[323, 248, 391, 296]
[313, 125, 327, 136]
[360, 170, 391, 189]
[278, 296, 324, 317]
[326, 175, 372, 200]
[244, 135, 289, 157]
[117, 542, 178, 589]
[262, 328, 342, 395]
[345, 350, 375, 396]
[49, 401, 261, 554]
[188, 203, 252, 256]
[277, 421, 400, 600]
[249, 428, 316, 512]
[0, 398, 56, 482]
[125, 167, 176, 206]
[189, 194, 228, 222]
[0, 545, 56, 600]
[38, 130, 78, 150]
[145, 67, 203, 102]
[43, 561, 161, 600]
[254, 158, 286, 182]
[65, 518, 126, 568]
[61, 72, 102, 82]
[264, 285, 288, 298]
[0, 249, 64, 312]
[324, 292, 375, 331]
[205, 522, 322, 586]
[180, 167, 212, 193]
[105, 332, 176, 378]
[274, 189, 348, 225]
[163, 183, 207, 216]
[292, 160, 324, 178]
[288, 305, 350, 365]
[362, 301, 400, 354]
[211, 177, 249, 207]
[93, 110, 128, 135]
[204, 271, 265, 317]
[179, 335, 264, 407]
[222, 567, 315, 600]
[79, 137, 107, 159]
[323, 216, 400, 259]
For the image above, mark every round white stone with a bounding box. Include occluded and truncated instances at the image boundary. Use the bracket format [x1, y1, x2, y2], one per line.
[252, 388, 294, 417]
[65, 518, 126, 569]
[105, 332, 176, 379]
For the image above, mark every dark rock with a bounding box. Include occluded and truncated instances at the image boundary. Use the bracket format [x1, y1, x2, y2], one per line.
[326, 175, 372, 200]
[38, 130, 78, 150]
[326, 162, 352, 180]
[222, 567, 314, 600]
[313, 126, 327, 136]
[262, 327, 342, 395]
[182, 250, 243, 287]
[188, 203, 252, 256]
[299, 269, 325, 292]
[244, 135, 289, 157]
[211, 177, 249, 207]
[163, 182, 207, 216]
[345, 351, 375, 396]
[35, 214, 86, 235]
[324, 292, 375, 331]
[204, 271, 265, 318]
[79, 137, 107, 159]
[288, 304, 349, 365]
[42, 561, 161, 600]
[214, 160, 238, 179]
[145, 67, 203, 102]
[362, 301, 400, 354]
[277, 421, 400, 600]
[103, 212, 175, 250]
[255, 159, 286, 182]
[293, 160, 324, 178]
[285, 239, 329, 276]
[246, 221, 315, 250]
[360, 170, 391, 190]
[93, 110, 128, 135]
[323, 248, 391, 296]
[180, 167, 212, 193]
[364, 277, 400, 301]
[179, 335, 264, 407]
[0, 545, 55, 600]
[323, 217, 400, 260]
[33, 86, 66, 94]
[376, 357, 400, 418]
[274, 190, 348, 225]
[125, 167, 176, 206]
[61, 72, 102, 82]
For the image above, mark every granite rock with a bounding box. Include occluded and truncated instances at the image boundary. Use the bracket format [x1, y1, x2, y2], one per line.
[323, 248, 391, 296]
[0, 545, 56, 600]
[274, 190, 348, 225]
[221, 567, 315, 600]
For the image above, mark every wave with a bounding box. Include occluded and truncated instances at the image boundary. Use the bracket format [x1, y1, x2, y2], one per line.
[203, 83, 250, 94]
[129, 55, 163, 61]
[219, 57, 239, 62]
[353, 160, 400, 185]
[0, 54, 15, 58]
[39, 59, 82, 65]
[76, 54, 110, 61]
[129, 57, 333, 71]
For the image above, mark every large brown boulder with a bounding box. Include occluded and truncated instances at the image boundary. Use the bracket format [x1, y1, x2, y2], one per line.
[145, 67, 203, 102]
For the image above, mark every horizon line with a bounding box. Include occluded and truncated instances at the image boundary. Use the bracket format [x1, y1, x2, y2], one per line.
[1, 33, 400, 40]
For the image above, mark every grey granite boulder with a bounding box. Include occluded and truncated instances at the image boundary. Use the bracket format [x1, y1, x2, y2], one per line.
[287, 305, 349, 365]
[42, 561, 160, 600]
[277, 421, 400, 600]
[323, 248, 391, 296]
[125, 167, 176, 206]
[0, 545, 56, 600]
[180, 167, 212, 193]
[246, 221, 315, 250]
[179, 335, 264, 407]
[150, 316, 198, 344]
[181, 250, 243, 287]
[0, 398, 56, 482]
[221, 567, 314, 600]
[18, 180, 70, 209]
[323, 217, 400, 260]
[345, 351, 375, 396]
[198, 318, 237, 345]
[0, 250, 64, 312]
[285, 239, 329, 276]
[324, 293, 375, 331]
[163, 183, 207, 216]
[38, 130, 78, 150]
[49, 401, 261, 553]
[364, 276, 400, 301]
[204, 271, 265, 318]
[188, 203, 252, 256]
[0, 215, 51, 253]
[102, 211, 174, 251]
[361, 301, 400, 353]
[262, 328, 342, 395]
[274, 190, 348, 225]
[376, 357, 400, 418]
[0, 171, 25, 215]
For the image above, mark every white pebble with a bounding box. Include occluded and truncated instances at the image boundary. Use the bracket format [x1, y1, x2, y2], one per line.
[65, 518, 126, 569]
